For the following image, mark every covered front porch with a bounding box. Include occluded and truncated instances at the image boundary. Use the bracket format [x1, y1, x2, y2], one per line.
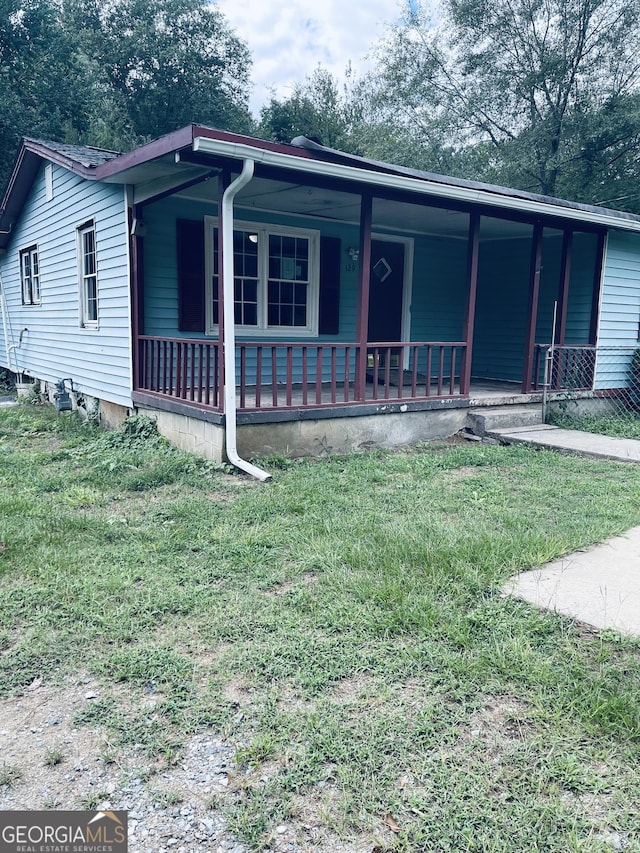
[123, 127, 610, 456]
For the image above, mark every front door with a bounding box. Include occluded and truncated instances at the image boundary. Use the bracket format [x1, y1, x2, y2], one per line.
[367, 240, 406, 376]
[367, 239, 405, 344]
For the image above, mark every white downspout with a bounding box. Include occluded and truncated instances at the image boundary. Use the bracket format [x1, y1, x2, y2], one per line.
[222, 159, 272, 482]
[0, 272, 21, 375]
[0, 273, 11, 368]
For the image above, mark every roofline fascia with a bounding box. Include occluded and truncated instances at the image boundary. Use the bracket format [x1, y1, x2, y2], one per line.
[94, 125, 197, 179]
[193, 136, 640, 234]
[0, 146, 27, 212]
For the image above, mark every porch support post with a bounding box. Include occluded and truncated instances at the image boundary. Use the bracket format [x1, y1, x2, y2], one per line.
[589, 231, 606, 345]
[522, 221, 543, 393]
[355, 192, 373, 400]
[130, 201, 144, 391]
[556, 230, 572, 346]
[460, 212, 480, 396]
[217, 168, 231, 397]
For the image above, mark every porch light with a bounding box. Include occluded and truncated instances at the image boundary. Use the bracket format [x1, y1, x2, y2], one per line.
[248, 233, 258, 243]
[347, 246, 359, 261]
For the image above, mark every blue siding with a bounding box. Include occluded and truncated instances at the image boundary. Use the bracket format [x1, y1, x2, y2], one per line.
[144, 198, 362, 343]
[596, 230, 640, 388]
[410, 232, 467, 342]
[473, 234, 531, 382]
[142, 198, 471, 383]
[0, 163, 131, 406]
[143, 197, 467, 344]
[472, 228, 598, 384]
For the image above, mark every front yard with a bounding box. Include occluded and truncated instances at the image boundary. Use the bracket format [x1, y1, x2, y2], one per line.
[0, 405, 639, 852]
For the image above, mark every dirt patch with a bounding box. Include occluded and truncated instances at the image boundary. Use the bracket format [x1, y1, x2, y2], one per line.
[0, 678, 139, 810]
[328, 675, 377, 705]
[263, 573, 319, 597]
[222, 678, 258, 708]
[465, 694, 532, 746]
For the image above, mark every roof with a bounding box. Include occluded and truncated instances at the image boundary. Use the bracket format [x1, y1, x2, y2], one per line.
[24, 138, 121, 169]
[2, 124, 640, 251]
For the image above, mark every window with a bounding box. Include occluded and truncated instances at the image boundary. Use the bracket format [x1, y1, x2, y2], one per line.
[20, 246, 40, 305]
[207, 220, 319, 335]
[77, 221, 98, 328]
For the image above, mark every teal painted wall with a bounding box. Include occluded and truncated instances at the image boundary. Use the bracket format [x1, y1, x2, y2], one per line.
[410, 233, 467, 342]
[143, 197, 468, 345]
[0, 163, 131, 406]
[596, 230, 640, 388]
[472, 234, 531, 383]
[472, 229, 598, 384]
[143, 198, 362, 342]
[142, 197, 469, 382]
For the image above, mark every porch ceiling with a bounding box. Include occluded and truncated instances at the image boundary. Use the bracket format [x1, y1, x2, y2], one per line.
[178, 175, 535, 240]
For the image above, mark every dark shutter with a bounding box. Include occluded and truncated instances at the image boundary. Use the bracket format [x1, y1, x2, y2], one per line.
[318, 236, 341, 335]
[177, 218, 205, 332]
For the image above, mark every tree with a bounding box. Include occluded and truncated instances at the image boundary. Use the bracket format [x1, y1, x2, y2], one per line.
[0, 0, 255, 189]
[369, 0, 640, 204]
[63, 0, 254, 143]
[259, 67, 362, 152]
[0, 0, 93, 188]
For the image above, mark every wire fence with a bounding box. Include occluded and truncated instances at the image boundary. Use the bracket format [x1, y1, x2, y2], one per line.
[535, 345, 640, 424]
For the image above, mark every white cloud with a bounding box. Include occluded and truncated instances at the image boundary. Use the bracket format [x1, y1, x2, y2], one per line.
[214, 0, 405, 116]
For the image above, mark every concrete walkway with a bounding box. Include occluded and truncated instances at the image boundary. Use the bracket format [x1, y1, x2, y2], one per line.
[498, 425, 640, 636]
[490, 423, 640, 462]
[505, 527, 640, 637]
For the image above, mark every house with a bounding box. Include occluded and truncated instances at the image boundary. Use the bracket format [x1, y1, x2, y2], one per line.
[1, 125, 640, 476]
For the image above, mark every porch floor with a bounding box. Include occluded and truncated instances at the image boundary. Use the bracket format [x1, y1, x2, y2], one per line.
[234, 379, 533, 411]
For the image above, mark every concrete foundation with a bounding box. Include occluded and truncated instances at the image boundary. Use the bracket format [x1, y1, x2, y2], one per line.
[99, 399, 130, 430]
[546, 395, 620, 418]
[236, 407, 469, 458]
[136, 406, 225, 462]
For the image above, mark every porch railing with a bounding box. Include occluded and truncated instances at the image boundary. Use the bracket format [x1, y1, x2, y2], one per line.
[532, 344, 596, 392]
[138, 336, 223, 408]
[138, 336, 467, 412]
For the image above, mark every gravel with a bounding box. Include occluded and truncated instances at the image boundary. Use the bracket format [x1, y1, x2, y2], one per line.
[0, 680, 253, 853]
[0, 678, 383, 852]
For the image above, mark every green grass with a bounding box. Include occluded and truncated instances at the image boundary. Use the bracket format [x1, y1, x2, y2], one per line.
[1, 405, 640, 851]
[549, 409, 640, 439]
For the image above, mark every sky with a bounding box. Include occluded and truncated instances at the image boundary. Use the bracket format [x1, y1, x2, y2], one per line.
[214, 0, 407, 117]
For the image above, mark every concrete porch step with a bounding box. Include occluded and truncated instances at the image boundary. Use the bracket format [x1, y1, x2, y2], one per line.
[466, 404, 544, 437]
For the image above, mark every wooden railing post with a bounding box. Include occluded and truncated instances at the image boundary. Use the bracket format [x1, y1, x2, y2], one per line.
[460, 213, 480, 395]
[355, 194, 373, 400]
[522, 221, 543, 393]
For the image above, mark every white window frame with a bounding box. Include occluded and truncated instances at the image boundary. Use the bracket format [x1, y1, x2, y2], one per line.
[77, 220, 99, 329]
[20, 245, 41, 306]
[204, 217, 320, 337]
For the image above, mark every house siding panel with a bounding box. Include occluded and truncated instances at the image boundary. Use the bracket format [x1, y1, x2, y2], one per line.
[143, 197, 363, 343]
[473, 234, 532, 383]
[595, 230, 640, 388]
[0, 163, 132, 407]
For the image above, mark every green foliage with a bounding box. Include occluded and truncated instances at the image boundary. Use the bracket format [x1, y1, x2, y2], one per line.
[0, 0, 94, 188]
[259, 67, 362, 152]
[0, 370, 14, 392]
[43, 748, 63, 767]
[63, 0, 253, 142]
[365, 0, 640, 207]
[0, 762, 22, 788]
[2, 407, 640, 849]
[549, 411, 640, 439]
[0, 0, 253, 190]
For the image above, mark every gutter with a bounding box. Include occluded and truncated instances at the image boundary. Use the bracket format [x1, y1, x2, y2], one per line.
[193, 137, 639, 234]
[221, 159, 271, 482]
